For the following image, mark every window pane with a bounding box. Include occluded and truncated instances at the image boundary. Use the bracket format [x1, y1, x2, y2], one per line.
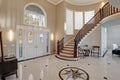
[66, 9, 74, 35]
[75, 12, 83, 29]
[85, 11, 94, 24]
[24, 5, 45, 27]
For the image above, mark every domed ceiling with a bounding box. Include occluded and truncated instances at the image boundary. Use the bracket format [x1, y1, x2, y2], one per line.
[47, 0, 103, 5]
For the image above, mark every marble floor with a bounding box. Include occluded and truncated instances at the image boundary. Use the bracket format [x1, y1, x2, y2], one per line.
[5, 52, 120, 80]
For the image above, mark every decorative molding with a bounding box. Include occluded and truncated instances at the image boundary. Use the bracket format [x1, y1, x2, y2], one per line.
[47, 0, 103, 5]
[47, 0, 63, 5]
[65, 0, 103, 6]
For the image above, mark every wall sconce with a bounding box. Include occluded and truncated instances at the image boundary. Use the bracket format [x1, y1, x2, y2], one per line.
[8, 30, 14, 42]
[51, 33, 54, 41]
[64, 23, 66, 31]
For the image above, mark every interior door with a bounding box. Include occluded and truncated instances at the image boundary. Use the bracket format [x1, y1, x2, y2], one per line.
[36, 30, 49, 57]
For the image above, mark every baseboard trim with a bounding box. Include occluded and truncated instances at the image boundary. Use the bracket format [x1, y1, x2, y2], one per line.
[18, 54, 53, 62]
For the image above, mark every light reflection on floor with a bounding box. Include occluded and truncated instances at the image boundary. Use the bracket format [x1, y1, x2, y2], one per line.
[5, 53, 120, 80]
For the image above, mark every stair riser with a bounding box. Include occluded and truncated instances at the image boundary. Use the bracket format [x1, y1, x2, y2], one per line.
[61, 51, 74, 55]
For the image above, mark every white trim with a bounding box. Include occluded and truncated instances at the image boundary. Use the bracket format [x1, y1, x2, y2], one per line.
[65, 0, 103, 6]
[47, 0, 103, 6]
[47, 0, 63, 5]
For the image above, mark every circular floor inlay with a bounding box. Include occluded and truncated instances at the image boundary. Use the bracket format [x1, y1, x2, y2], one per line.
[59, 67, 89, 80]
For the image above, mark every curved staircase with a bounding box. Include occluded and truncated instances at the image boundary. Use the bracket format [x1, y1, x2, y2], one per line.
[56, 2, 120, 60]
[56, 39, 78, 60]
[59, 40, 74, 57]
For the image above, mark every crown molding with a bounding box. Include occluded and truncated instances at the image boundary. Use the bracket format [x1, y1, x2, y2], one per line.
[47, 0, 103, 6]
[47, 0, 63, 5]
[65, 0, 103, 6]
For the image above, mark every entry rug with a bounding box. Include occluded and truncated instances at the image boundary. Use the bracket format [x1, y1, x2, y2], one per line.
[59, 67, 89, 80]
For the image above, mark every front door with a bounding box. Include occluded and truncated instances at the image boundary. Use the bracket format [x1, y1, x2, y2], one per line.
[36, 30, 50, 57]
[16, 25, 50, 61]
[24, 26, 36, 59]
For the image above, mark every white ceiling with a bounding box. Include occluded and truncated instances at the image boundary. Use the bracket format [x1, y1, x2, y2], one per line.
[47, 0, 103, 5]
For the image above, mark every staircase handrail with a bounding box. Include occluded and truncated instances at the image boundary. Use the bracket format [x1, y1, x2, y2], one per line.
[57, 37, 64, 55]
[74, 2, 120, 58]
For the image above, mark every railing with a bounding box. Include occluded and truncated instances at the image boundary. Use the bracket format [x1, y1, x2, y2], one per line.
[57, 38, 64, 55]
[57, 2, 120, 58]
[74, 2, 120, 58]
[0, 32, 4, 62]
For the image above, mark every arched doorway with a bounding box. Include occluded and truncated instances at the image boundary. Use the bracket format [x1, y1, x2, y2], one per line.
[16, 4, 50, 61]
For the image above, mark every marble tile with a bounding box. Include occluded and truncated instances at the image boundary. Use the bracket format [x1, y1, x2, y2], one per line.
[5, 53, 120, 80]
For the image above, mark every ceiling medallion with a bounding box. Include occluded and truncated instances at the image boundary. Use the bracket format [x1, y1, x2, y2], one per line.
[59, 67, 89, 80]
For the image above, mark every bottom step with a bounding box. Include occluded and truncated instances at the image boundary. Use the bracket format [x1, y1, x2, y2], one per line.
[55, 54, 78, 61]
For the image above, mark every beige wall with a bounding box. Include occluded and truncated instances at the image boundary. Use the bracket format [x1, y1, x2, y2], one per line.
[0, 0, 109, 54]
[0, 0, 56, 53]
[56, 2, 65, 40]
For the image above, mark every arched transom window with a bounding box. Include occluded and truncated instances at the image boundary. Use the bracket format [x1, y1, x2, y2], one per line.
[24, 4, 46, 27]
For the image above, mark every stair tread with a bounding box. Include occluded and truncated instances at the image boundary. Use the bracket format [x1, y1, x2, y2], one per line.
[61, 51, 74, 55]
[63, 48, 74, 51]
[59, 53, 74, 58]
[64, 46, 74, 49]
[60, 52, 74, 56]
[65, 45, 74, 47]
[67, 44, 74, 46]
[68, 42, 75, 44]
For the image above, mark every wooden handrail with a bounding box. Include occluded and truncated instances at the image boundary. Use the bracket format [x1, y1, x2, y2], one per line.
[74, 2, 120, 58]
[57, 37, 64, 55]
[0, 32, 4, 62]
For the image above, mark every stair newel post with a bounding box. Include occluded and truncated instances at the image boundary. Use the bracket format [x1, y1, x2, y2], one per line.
[57, 40, 60, 55]
[74, 40, 77, 58]
[0, 32, 4, 62]
[62, 38, 64, 50]
[80, 31, 82, 41]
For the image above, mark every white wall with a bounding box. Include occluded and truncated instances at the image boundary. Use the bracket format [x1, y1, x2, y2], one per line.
[102, 15, 120, 50]
[107, 25, 120, 49]
[101, 26, 107, 55]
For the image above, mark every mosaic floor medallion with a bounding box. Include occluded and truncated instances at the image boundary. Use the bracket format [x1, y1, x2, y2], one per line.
[59, 67, 89, 80]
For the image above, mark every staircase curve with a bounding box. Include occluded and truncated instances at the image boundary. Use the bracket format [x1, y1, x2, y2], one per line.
[56, 2, 120, 60]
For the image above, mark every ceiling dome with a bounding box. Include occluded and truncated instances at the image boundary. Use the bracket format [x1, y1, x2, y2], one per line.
[109, 0, 120, 8]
